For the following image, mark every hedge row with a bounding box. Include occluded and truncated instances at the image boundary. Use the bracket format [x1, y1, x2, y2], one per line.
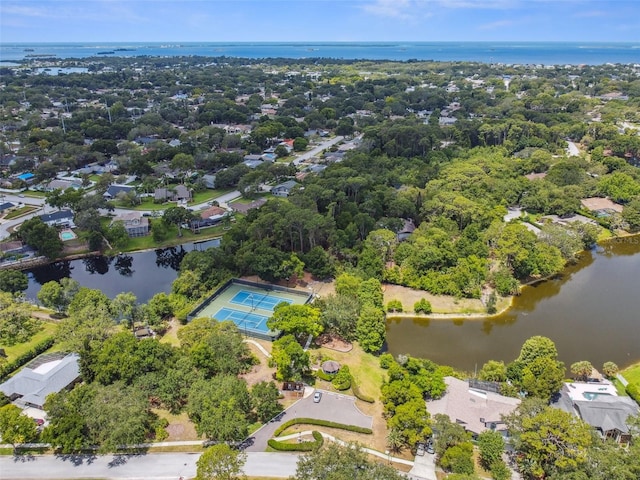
[268, 431, 323, 451]
[627, 383, 640, 405]
[315, 369, 334, 382]
[351, 379, 375, 403]
[274, 417, 372, 437]
[0, 337, 56, 381]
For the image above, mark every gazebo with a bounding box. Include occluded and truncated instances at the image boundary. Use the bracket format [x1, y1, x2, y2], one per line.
[321, 360, 341, 375]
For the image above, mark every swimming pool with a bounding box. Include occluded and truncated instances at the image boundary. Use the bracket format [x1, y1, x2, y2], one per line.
[59, 229, 77, 241]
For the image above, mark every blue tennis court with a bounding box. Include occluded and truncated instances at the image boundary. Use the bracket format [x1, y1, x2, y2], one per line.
[230, 290, 293, 311]
[213, 307, 271, 334]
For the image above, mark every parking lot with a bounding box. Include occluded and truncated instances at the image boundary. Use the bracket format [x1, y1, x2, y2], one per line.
[245, 388, 372, 452]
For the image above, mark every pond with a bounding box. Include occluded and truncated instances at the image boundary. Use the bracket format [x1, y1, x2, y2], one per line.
[386, 237, 640, 372]
[23, 238, 219, 303]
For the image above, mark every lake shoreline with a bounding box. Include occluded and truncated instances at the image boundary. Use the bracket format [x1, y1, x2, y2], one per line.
[385, 233, 640, 323]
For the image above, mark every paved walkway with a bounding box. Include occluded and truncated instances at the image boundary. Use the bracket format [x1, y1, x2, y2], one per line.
[616, 373, 629, 387]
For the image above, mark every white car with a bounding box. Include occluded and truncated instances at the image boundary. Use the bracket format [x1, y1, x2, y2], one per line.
[313, 392, 322, 403]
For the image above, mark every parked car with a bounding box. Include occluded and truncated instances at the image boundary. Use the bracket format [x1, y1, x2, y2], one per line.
[416, 443, 425, 456]
[426, 440, 435, 454]
[313, 391, 322, 403]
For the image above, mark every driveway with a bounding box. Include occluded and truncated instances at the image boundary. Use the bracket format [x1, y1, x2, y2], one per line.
[408, 451, 437, 480]
[245, 389, 373, 452]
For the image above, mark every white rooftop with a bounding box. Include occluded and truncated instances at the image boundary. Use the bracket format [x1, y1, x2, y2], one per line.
[32, 359, 63, 375]
[565, 381, 618, 402]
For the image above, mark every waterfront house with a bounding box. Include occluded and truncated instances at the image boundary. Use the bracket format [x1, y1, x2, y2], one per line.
[39, 209, 75, 228]
[110, 212, 149, 237]
[426, 376, 521, 438]
[552, 381, 639, 443]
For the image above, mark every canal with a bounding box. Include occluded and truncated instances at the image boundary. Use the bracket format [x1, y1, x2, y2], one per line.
[386, 238, 640, 372]
[23, 238, 220, 303]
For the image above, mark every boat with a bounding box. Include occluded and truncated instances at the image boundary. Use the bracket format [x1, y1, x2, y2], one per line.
[97, 51, 115, 55]
[23, 48, 35, 52]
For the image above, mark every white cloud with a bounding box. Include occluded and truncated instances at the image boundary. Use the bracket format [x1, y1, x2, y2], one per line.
[362, 0, 413, 19]
[477, 19, 514, 30]
[361, 0, 516, 19]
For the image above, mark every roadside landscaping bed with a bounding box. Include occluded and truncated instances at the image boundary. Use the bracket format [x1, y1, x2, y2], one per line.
[3, 205, 39, 220]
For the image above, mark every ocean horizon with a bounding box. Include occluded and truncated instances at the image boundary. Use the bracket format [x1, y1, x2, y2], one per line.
[2, 41, 639, 65]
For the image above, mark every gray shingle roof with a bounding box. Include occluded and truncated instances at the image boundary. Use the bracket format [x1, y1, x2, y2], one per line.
[0, 353, 80, 408]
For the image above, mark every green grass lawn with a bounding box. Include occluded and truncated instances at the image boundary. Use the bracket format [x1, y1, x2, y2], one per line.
[3, 321, 58, 363]
[621, 362, 640, 386]
[3, 205, 39, 220]
[23, 190, 47, 198]
[190, 189, 233, 205]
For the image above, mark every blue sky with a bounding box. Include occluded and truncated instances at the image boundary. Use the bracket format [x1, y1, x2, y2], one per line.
[1, 0, 639, 43]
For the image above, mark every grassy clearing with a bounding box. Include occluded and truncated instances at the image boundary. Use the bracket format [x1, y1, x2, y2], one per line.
[383, 284, 490, 315]
[621, 362, 640, 386]
[158, 319, 181, 347]
[3, 321, 58, 362]
[152, 409, 200, 442]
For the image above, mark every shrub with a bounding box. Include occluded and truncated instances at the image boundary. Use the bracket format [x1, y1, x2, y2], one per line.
[490, 460, 511, 480]
[386, 300, 403, 313]
[273, 418, 372, 437]
[268, 431, 323, 451]
[626, 383, 640, 405]
[351, 378, 375, 403]
[414, 299, 432, 314]
[315, 369, 334, 382]
[379, 353, 394, 369]
[0, 337, 55, 382]
[332, 366, 351, 391]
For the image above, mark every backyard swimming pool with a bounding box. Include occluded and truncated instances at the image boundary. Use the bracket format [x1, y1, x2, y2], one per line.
[59, 229, 77, 241]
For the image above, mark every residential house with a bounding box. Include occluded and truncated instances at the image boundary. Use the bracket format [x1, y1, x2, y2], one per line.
[0, 353, 80, 409]
[111, 212, 150, 237]
[271, 180, 299, 198]
[426, 376, 521, 438]
[553, 380, 639, 443]
[229, 198, 267, 214]
[39, 210, 75, 228]
[0, 202, 15, 213]
[397, 219, 416, 242]
[154, 185, 192, 203]
[40, 178, 82, 192]
[202, 174, 216, 189]
[200, 205, 227, 222]
[104, 184, 135, 200]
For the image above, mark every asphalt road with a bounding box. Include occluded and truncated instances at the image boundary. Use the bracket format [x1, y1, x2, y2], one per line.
[0, 452, 300, 479]
[292, 136, 344, 165]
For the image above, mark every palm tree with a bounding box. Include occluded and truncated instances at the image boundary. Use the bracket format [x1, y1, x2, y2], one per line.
[386, 427, 405, 454]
